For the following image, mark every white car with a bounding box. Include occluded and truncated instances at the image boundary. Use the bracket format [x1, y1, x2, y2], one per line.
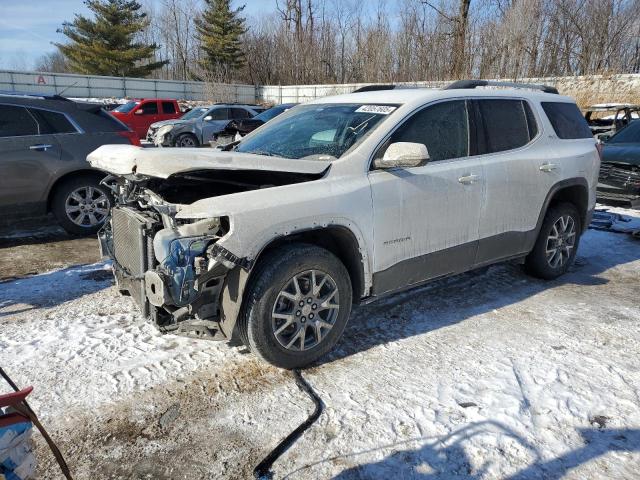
[89, 80, 600, 369]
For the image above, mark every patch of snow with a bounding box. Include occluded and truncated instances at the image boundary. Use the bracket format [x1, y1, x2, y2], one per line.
[0, 207, 639, 478]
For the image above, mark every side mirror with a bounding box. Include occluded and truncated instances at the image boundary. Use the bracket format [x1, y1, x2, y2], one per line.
[598, 134, 611, 143]
[374, 142, 429, 169]
[134, 109, 144, 115]
[204, 115, 213, 121]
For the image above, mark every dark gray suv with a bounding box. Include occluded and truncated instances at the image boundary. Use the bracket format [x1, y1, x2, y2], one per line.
[0, 93, 139, 234]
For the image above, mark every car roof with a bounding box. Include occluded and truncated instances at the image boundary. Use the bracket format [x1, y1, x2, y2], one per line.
[210, 104, 258, 108]
[0, 93, 98, 113]
[310, 87, 574, 108]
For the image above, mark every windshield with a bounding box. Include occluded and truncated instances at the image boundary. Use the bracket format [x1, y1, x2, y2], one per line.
[181, 107, 210, 120]
[236, 103, 398, 160]
[254, 105, 291, 122]
[608, 121, 640, 144]
[114, 101, 138, 113]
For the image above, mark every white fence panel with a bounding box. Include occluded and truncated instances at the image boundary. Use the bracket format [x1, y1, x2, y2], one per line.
[0, 69, 256, 102]
[3, 69, 640, 105]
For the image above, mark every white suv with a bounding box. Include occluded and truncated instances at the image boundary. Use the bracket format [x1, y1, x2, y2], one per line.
[90, 80, 600, 368]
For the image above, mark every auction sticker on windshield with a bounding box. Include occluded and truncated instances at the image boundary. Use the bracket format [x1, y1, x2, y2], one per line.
[355, 105, 397, 114]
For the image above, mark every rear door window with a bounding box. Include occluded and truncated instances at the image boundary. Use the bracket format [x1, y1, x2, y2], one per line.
[384, 100, 469, 162]
[477, 99, 537, 153]
[541, 102, 592, 139]
[208, 108, 229, 120]
[139, 102, 158, 115]
[162, 101, 176, 114]
[230, 108, 251, 119]
[0, 105, 39, 137]
[29, 109, 77, 134]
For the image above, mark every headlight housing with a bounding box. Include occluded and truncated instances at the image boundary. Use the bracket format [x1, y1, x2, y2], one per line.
[157, 124, 174, 138]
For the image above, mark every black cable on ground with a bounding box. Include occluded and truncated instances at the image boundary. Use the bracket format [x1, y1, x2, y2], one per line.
[253, 369, 324, 480]
[0, 366, 74, 480]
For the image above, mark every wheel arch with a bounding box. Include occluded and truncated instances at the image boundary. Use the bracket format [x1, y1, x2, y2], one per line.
[540, 178, 590, 233]
[218, 225, 369, 342]
[253, 225, 367, 302]
[46, 169, 106, 212]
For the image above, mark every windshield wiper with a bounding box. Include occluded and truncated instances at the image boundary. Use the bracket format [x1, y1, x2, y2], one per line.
[245, 150, 277, 157]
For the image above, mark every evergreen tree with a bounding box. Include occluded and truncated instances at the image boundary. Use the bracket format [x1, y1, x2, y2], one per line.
[56, 0, 167, 77]
[196, 0, 247, 81]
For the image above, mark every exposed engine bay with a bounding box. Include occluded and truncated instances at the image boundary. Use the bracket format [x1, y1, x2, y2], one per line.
[99, 167, 325, 340]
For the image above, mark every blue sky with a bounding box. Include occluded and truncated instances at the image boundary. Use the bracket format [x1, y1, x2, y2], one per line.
[0, 0, 281, 69]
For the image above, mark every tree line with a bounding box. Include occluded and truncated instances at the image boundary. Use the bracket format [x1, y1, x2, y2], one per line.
[39, 0, 640, 85]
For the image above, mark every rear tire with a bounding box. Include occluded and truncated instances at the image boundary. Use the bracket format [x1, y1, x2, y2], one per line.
[238, 244, 353, 369]
[51, 175, 111, 235]
[525, 202, 581, 280]
[174, 133, 199, 148]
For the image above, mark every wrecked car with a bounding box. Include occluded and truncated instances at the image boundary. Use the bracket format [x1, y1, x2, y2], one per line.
[584, 103, 640, 139]
[598, 120, 640, 206]
[90, 80, 599, 369]
[147, 104, 264, 147]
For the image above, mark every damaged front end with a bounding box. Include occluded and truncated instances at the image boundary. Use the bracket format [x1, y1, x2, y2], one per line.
[89, 144, 329, 340]
[99, 176, 242, 340]
[598, 162, 640, 205]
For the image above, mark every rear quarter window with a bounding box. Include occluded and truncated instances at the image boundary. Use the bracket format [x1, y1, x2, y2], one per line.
[29, 108, 77, 134]
[541, 102, 592, 139]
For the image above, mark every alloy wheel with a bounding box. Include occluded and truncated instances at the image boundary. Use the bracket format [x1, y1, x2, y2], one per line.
[545, 214, 576, 268]
[65, 186, 110, 227]
[271, 269, 340, 351]
[178, 135, 196, 147]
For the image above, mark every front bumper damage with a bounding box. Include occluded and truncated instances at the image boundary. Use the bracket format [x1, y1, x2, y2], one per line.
[99, 204, 246, 340]
[598, 162, 640, 207]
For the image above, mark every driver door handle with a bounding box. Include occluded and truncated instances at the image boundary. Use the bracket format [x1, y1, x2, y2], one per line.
[458, 174, 479, 185]
[539, 162, 558, 172]
[29, 144, 53, 151]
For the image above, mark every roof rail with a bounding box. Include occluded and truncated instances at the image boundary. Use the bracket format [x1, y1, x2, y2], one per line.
[444, 79, 559, 95]
[0, 91, 72, 101]
[352, 85, 398, 93]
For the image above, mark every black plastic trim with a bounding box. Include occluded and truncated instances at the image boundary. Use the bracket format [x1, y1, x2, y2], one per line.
[535, 177, 590, 234]
[371, 241, 477, 296]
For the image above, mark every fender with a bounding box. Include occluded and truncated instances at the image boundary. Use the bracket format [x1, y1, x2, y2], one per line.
[217, 222, 372, 341]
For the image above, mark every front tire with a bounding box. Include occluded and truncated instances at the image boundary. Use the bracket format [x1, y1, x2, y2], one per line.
[51, 175, 111, 235]
[525, 202, 581, 280]
[239, 244, 353, 369]
[174, 133, 199, 148]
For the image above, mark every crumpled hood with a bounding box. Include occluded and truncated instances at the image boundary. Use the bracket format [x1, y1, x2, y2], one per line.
[602, 144, 640, 166]
[87, 144, 330, 178]
[150, 119, 191, 129]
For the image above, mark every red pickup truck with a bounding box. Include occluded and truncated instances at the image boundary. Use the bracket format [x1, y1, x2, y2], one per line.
[110, 99, 182, 138]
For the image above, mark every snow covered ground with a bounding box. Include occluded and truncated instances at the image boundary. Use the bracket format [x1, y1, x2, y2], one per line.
[1, 207, 639, 479]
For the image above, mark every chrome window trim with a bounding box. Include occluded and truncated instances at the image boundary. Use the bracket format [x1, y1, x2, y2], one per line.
[0, 102, 84, 137]
[367, 95, 545, 172]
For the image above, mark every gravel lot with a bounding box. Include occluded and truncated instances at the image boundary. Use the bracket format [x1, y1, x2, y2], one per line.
[1, 207, 639, 479]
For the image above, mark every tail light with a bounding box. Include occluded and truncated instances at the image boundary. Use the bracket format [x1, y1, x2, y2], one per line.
[595, 141, 603, 161]
[118, 130, 141, 146]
